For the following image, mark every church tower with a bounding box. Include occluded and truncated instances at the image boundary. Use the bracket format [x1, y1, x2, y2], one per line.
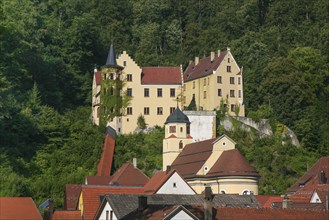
[163, 107, 193, 171]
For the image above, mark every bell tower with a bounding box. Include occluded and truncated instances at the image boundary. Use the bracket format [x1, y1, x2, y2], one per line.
[163, 107, 193, 170]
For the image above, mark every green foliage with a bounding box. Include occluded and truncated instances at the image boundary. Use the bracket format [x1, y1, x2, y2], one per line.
[137, 114, 147, 129]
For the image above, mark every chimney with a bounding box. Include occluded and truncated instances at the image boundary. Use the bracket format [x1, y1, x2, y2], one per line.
[189, 60, 193, 65]
[204, 187, 213, 220]
[43, 199, 54, 220]
[166, 165, 171, 174]
[282, 195, 291, 209]
[319, 170, 327, 184]
[210, 52, 215, 62]
[133, 158, 137, 168]
[138, 196, 147, 212]
[195, 57, 199, 65]
[227, 47, 230, 51]
[217, 49, 221, 57]
[94, 67, 98, 73]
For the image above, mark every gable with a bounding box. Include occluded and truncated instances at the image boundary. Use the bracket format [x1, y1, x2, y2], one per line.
[166, 209, 197, 220]
[212, 135, 236, 151]
[157, 172, 195, 195]
[310, 191, 322, 203]
[97, 202, 118, 220]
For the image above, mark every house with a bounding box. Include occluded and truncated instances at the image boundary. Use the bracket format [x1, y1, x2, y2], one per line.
[93, 191, 261, 220]
[92, 45, 182, 134]
[183, 49, 245, 116]
[163, 107, 260, 194]
[144, 169, 195, 195]
[0, 197, 43, 220]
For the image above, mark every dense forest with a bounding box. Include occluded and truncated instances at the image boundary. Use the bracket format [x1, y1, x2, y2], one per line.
[1, 0, 328, 208]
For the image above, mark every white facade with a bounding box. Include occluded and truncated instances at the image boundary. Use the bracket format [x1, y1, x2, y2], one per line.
[98, 202, 117, 220]
[184, 111, 216, 142]
[157, 172, 195, 195]
[170, 210, 195, 220]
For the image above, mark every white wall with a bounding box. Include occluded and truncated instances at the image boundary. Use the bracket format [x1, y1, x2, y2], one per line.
[157, 172, 195, 195]
[98, 202, 118, 220]
[171, 210, 194, 220]
[184, 111, 216, 142]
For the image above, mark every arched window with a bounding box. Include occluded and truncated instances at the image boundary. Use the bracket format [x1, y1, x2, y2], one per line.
[242, 190, 251, 195]
[220, 190, 226, 194]
[179, 141, 183, 149]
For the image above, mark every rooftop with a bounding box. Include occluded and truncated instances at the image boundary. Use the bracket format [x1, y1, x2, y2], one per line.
[0, 197, 42, 220]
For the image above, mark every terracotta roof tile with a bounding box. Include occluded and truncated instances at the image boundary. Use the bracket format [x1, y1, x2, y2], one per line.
[51, 210, 82, 220]
[287, 156, 329, 196]
[109, 163, 149, 187]
[0, 197, 42, 220]
[65, 184, 82, 210]
[207, 149, 260, 177]
[141, 67, 181, 85]
[144, 170, 176, 194]
[171, 138, 216, 178]
[255, 195, 283, 208]
[85, 176, 112, 185]
[97, 135, 115, 176]
[81, 186, 144, 220]
[183, 51, 228, 82]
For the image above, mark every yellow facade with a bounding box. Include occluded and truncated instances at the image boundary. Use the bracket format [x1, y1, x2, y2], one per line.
[183, 49, 245, 116]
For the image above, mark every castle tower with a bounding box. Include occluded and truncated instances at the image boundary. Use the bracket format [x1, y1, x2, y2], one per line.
[163, 107, 193, 171]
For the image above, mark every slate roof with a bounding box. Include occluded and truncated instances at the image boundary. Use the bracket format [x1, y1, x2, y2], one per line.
[165, 107, 190, 124]
[183, 51, 228, 82]
[80, 185, 144, 220]
[99, 194, 260, 219]
[141, 67, 182, 85]
[287, 156, 329, 194]
[51, 210, 82, 220]
[97, 134, 115, 176]
[108, 162, 149, 187]
[207, 149, 260, 177]
[64, 184, 82, 210]
[0, 197, 43, 220]
[104, 44, 123, 69]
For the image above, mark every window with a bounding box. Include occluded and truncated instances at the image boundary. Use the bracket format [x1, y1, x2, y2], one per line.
[169, 126, 176, 133]
[193, 81, 195, 89]
[208, 77, 210, 85]
[170, 107, 175, 114]
[230, 77, 235, 84]
[144, 107, 150, 115]
[157, 107, 163, 115]
[170, 88, 175, 97]
[218, 89, 222, 96]
[238, 90, 241, 98]
[228, 58, 230, 63]
[217, 76, 222, 83]
[97, 107, 100, 118]
[123, 61, 126, 66]
[242, 190, 251, 195]
[179, 141, 183, 149]
[227, 66, 231, 72]
[204, 91, 207, 99]
[204, 78, 206, 86]
[106, 211, 109, 220]
[231, 104, 235, 112]
[144, 88, 149, 97]
[238, 77, 241, 85]
[187, 124, 190, 134]
[173, 182, 177, 188]
[180, 127, 183, 132]
[157, 88, 162, 97]
[110, 73, 114, 80]
[230, 90, 235, 97]
[127, 88, 132, 97]
[220, 190, 226, 194]
[127, 74, 132, 81]
[110, 211, 113, 220]
[110, 87, 114, 96]
[127, 107, 132, 115]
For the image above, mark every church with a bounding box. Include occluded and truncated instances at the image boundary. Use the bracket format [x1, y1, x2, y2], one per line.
[163, 107, 260, 195]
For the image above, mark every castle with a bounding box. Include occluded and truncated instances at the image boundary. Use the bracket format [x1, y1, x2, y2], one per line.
[92, 45, 245, 134]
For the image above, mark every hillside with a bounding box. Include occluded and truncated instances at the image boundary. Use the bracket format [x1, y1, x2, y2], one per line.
[0, 0, 328, 208]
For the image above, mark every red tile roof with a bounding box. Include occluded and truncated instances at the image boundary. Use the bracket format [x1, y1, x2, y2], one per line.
[141, 67, 182, 85]
[255, 195, 283, 208]
[65, 184, 82, 210]
[288, 157, 329, 194]
[97, 135, 115, 176]
[85, 176, 112, 185]
[0, 197, 43, 220]
[171, 138, 216, 178]
[80, 186, 144, 220]
[207, 149, 260, 177]
[144, 170, 176, 194]
[51, 210, 82, 220]
[183, 51, 228, 82]
[215, 207, 329, 220]
[109, 163, 149, 187]
[94, 71, 101, 85]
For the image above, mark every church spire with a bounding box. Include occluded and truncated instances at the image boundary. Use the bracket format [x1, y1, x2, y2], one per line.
[104, 44, 123, 69]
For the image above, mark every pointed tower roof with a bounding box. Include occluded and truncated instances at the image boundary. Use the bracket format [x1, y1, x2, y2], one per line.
[165, 107, 190, 124]
[104, 44, 123, 69]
